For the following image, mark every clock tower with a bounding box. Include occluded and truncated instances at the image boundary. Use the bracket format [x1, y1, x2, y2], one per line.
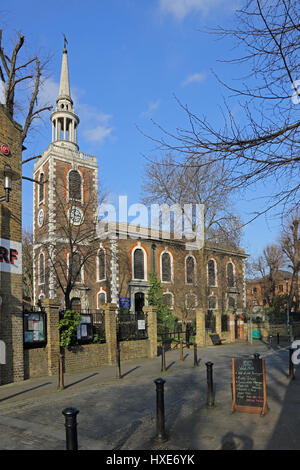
[32, 42, 98, 307]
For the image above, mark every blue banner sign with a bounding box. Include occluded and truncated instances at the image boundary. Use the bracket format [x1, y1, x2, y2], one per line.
[119, 297, 131, 308]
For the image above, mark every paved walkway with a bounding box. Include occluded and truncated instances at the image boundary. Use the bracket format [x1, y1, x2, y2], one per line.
[0, 340, 298, 450]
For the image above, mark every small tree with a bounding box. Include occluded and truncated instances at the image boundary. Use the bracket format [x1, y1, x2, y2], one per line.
[147, 272, 177, 332]
[58, 309, 82, 350]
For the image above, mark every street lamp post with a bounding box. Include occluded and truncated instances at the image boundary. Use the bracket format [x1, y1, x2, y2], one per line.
[0, 165, 19, 203]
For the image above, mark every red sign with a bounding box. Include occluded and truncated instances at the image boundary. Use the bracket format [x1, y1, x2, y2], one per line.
[0, 144, 10, 156]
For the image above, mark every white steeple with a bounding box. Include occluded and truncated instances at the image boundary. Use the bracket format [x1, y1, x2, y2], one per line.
[50, 38, 79, 150]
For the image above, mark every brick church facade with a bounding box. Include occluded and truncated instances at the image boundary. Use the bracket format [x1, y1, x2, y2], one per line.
[33, 45, 248, 321]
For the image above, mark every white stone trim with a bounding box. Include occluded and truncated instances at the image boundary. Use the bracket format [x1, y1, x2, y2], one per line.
[185, 253, 197, 285]
[159, 247, 174, 284]
[207, 258, 218, 287]
[96, 244, 106, 282]
[131, 242, 147, 281]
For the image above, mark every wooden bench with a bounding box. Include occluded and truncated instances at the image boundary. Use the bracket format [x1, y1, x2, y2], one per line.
[210, 334, 225, 345]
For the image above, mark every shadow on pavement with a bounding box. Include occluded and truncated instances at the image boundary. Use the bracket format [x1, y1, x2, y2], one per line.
[0, 382, 52, 403]
[121, 366, 140, 379]
[64, 373, 99, 390]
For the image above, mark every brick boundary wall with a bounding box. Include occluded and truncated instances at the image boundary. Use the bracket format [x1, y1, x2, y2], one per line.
[24, 300, 158, 378]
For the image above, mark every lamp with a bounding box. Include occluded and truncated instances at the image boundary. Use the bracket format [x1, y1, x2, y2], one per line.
[0, 165, 20, 203]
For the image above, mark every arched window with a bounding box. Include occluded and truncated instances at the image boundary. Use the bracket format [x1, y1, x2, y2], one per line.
[228, 296, 236, 310]
[39, 173, 44, 204]
[186, 255, 196, 284]
[186, 293, 197, 310]
[207, 259, 217, 286]
[39, 252, 45, 285]
[161, 252, 172, 282]
[97, 248, 106, 281]
[68, 170, 82, 201]
[208, 295, 217, 310]
[97, 291, 106, 307]
[227, 262, 235, 288]
[162, 292, 174, 309]
[133, 248, 145, 280]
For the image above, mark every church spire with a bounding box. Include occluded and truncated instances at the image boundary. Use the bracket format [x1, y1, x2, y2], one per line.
[58, 42, 71, 102]
[50, 37, 79, 150]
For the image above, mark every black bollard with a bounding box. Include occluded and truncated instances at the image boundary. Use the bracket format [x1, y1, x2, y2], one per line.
[277, 333, 280, 345]
[269, 335, 273, 345]
[186, 326, 190, 349]
[206, 362, 214, 407]
[289, 347, 295, 380]
[116, 344, 121, 379]
[62, 407, 79, 450]
[253, 353, 260, 360]
[193, 343, 198, 366]
[154, 378, 167, 442]
[58, 353, 64, 390]
[161, 345, 166, 372]
[180, 340, 183, 361]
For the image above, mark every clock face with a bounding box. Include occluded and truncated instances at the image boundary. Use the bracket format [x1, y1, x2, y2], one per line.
[68, 206, 84, 226]
[37, 208, 44, 227]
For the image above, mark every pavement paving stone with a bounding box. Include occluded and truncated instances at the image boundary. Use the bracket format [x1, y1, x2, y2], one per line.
[0, 340, 297, 450]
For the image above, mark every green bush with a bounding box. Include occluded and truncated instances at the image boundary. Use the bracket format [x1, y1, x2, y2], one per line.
[58, 310, 82, 349]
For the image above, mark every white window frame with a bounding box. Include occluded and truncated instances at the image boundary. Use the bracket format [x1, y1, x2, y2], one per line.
[131, 243, 147, 281]
[185, 293, 198, 310]
[185, 254, 197, 285]
[97, 246, 106, 281]
[97, 288, 107, 308]
[162, 291, 174, 310]
[226, 260, 236, 288]
[208, 294, 218, 310]
[160, 248, 174, 284]
[207, 258, 218, 287]
[66, 168, 83, 203]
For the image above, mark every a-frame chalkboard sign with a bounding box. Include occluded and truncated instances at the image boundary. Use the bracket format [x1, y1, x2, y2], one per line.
[231, 357, 269, 416]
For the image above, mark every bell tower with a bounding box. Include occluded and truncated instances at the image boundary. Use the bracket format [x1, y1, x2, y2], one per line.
[50, 41, 79, 150]
[32, 41, 98, 308]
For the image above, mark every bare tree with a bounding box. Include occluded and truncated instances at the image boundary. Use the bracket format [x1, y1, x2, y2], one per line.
[252, 244, 285, 305]
[142, 153, 243, 247]
[141, 0, 300, 220]
[0, 29, 52, 143]
[280, 210, 300, 311]
[36, 180, 100, 310]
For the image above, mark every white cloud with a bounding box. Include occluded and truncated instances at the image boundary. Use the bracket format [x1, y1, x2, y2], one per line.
[182, 72, 206, 87]
[83, 125, 113, 144]
[159, 0, 238, 20]
[140, 100, 161, 118]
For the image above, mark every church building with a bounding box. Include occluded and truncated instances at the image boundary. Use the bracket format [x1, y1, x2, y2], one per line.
[32, 44, 248, 322]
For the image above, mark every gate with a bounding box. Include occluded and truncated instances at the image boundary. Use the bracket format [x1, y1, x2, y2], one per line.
[116, 311, 148, 341]
[205, 310, 216, 333]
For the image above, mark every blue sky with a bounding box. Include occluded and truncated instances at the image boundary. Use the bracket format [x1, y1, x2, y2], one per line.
[2, 0, 286, 262]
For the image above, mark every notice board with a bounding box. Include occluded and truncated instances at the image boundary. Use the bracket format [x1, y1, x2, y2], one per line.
[232, 357, 269, 416]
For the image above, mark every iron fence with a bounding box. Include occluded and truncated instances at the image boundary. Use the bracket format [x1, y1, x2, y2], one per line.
[59, 309, 106, 344]
[116, 311, 148, 341]
[205, 310, 216, 333]
[221, 314, 229, 332]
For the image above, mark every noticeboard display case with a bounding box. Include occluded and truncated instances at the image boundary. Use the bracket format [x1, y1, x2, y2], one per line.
[77, 314, 93, 343]
[23, 311, 47, 348]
